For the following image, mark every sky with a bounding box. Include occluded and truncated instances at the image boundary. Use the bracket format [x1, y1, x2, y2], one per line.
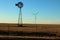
[0, 0, 60, 24]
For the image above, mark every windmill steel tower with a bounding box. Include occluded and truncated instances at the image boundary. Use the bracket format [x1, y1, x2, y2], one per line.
[15, 2, 23, 27]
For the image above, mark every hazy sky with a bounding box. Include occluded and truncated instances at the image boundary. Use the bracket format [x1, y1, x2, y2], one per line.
[0, 0, 60, 24]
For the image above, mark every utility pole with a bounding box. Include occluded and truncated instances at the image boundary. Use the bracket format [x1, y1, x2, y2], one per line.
[33, 12, 39, 32]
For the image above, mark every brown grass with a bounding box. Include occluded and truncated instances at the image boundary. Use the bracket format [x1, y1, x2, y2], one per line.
[0, 23, 60, 34]
[0, 23, 60, 39]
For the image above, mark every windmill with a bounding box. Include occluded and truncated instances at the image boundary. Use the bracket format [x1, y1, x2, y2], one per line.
[15, 1, 23, 27]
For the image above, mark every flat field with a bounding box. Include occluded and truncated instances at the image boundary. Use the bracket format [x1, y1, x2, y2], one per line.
[0, 23, 60, 33]
[0, 23, 60, 39]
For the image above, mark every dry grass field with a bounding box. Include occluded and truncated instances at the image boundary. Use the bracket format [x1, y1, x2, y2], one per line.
[0, 23, 60, 33]
[0, 23, 60, 40]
